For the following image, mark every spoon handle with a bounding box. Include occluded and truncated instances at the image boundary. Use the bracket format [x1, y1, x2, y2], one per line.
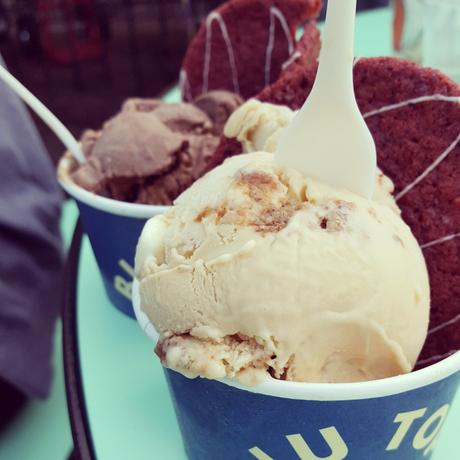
[312, 0, 357, 102]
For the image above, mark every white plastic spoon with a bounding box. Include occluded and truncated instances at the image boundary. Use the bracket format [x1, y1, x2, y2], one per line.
[0, 64, 85, 164]
[275, 0, 376, 198]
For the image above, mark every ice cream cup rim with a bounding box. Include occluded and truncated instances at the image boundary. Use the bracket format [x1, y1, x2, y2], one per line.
[58, 155, 169, 218]
[132, 279, 460, 402]
[226, 352, 460, 401]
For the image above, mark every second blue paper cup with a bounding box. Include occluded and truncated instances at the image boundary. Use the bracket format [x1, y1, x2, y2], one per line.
[59, 158, 168, 317]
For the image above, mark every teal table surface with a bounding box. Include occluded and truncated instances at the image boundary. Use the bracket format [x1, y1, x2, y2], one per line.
[67, 8, 459, 460]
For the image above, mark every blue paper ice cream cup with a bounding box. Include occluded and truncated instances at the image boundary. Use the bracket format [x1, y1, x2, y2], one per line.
[133, 280, 460, 460]
[59, 156, 169, 317]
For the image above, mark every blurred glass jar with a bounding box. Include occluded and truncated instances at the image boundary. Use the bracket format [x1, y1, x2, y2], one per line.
[393, 0, 460, 83]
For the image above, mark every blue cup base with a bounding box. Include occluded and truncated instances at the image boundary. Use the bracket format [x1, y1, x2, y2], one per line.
[164, 368, 460, 460]
[76, 199, 148, 319]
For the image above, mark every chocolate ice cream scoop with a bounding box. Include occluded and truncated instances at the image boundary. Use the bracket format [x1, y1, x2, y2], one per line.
[68, 91, 242, 205]
[124, 99, 214, 134]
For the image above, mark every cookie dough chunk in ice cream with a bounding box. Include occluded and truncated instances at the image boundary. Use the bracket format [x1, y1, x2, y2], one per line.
[136, 152, 430, 384]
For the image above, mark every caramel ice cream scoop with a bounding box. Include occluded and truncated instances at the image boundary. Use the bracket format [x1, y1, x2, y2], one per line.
[136, 152, 430, 384]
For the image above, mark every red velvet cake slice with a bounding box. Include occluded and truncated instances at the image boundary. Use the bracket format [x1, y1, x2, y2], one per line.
[180, 0, 322, 101]
[352, 59, 460, 369]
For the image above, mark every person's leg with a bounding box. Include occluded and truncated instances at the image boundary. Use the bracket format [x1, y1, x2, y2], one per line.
[0, 378, 27, 433]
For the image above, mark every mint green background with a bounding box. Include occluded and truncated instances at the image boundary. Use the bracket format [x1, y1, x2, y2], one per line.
[0, 7, 458, 460]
